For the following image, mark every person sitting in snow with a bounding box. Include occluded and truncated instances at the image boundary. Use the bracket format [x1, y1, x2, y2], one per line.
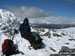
[19, 18, 35, 44]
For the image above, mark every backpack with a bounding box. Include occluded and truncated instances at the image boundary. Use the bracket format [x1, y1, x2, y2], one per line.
[2, 39, 15, 55]
[32, 32, 42, 41]
[31, 32, 43, 49]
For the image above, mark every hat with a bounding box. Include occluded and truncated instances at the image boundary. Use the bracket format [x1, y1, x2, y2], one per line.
[24, 18, 28, 21]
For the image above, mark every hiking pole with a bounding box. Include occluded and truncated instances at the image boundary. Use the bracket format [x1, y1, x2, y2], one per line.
[12, 29, 16, 40]
[12, 33, 15, 41]
[20, 51, 24, 55]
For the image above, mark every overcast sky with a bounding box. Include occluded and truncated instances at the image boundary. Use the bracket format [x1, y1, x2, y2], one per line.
[0, 0, 75, 24]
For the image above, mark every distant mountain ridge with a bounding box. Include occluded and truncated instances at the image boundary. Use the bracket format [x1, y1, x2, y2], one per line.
[30, 24, 75, 29]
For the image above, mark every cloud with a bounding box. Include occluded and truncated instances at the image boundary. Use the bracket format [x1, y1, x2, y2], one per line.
[29, 16, 75, 24]
[6, 6, 75, 24]
[7, 6, 53, 19]
[66, 0, 75, 3]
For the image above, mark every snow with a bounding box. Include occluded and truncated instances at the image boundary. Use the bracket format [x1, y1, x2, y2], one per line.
[0, 27, 75, 56]
[0, 9, 75, 56]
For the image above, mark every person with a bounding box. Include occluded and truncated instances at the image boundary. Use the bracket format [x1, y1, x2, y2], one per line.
[19, 18, 43, 49]
[19, 18, 35, 44]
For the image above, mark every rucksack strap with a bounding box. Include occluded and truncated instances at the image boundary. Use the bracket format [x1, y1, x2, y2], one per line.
[2, 53, 4, 56]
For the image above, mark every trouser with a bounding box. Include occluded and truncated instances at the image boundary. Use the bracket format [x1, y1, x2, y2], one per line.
[22, 33, 36, 44]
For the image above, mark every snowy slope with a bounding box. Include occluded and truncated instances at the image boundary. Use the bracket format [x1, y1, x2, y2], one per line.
[1, 27, 75, 56]
[0, 9, 75, 56]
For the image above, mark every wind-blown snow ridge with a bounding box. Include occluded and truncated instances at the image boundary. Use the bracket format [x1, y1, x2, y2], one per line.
[0, 9, 15, 22]
[0, 9, 20, 35]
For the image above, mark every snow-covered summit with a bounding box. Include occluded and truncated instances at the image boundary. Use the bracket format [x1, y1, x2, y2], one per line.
[0, 9, 20, 34]
[0, 9, 16, 23]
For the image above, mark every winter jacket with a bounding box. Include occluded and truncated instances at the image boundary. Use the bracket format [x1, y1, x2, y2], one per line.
[19, 23, 31, 37]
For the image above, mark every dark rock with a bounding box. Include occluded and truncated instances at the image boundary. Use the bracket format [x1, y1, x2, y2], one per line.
[50, 54, 60, 56]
